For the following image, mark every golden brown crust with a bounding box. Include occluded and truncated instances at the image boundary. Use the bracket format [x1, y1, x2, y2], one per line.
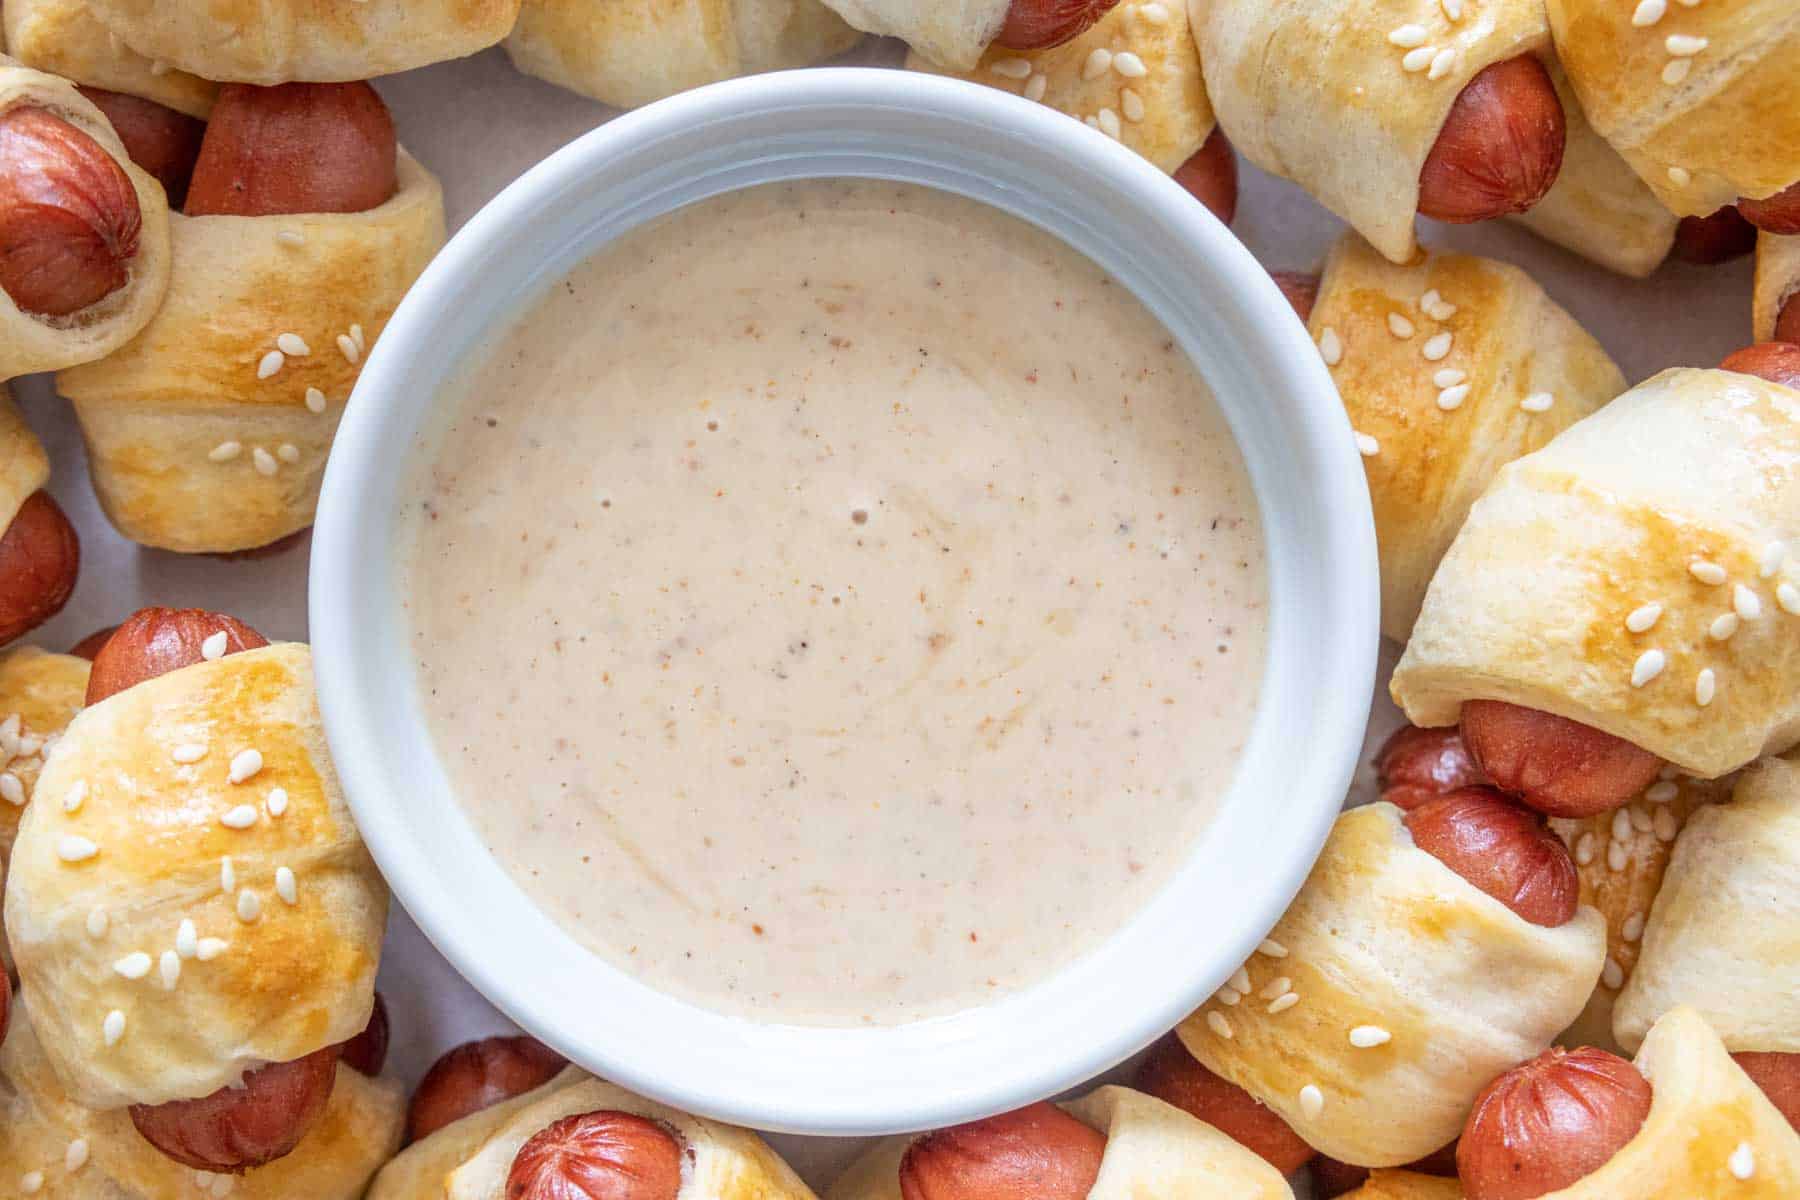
[3, 0, 217, 118]
[0, 646, 91, 972]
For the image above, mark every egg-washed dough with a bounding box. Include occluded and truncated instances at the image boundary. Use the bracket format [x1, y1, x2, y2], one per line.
[57, 151, 445, 555]
[1612, 755, 1800, 1054]
[1343, 1171, 1463, 1200]
[827, 1086, 1292, 1200]
[1392, 368, 1800, 779]
[0, 387, 50, 542]
[1176, 802, 1604, 1167]
[0, 58, 170, 379]
[906, 0, 1213, 175]
[0, 646, 91, 973]
[0, 1000, 403, 1200]
[76, 0, 522, 85]
[505, 0, 860, 110]
[1309, 234, 1623, 642]
[1190, 0, 1550, 264]
[1507, 58, 1677, 279]
[1753, 232, 1799, 344]
[1549, 771, 1729, 1055]
[816, 0, 1007, 70]
[3, 644, 389, 1110]
[1545, 0, 1800, 219]
[1537, 1007, 1799, 1198]
[3, 0, 215, 118]
[370, 1064, 819, 1200]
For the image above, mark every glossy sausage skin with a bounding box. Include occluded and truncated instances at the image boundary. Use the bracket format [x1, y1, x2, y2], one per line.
[338, 992, 389, 1076]
[0, 106, 141, 316]
[0, 491, 79, 647]
[1670, 207, 1757, 265]
[1271, 271, 1319, 323]
[129, 1047, 339, 1173]
[1457, 1047, 1652, 1200]
[1403, 787, 1580, 926]
[185, 82, 396, 218]
[1459, 700, 1664, 819]
[1133, 1036, 1314, 1173]
[1174, 129, 1239, 226]
[1721, 342, 1800, 390]
[67, 625, 118, 660]
[1739, 182, 1800, 236]
[75, 86, 205, 209]
[505, 1111, 684, 1200]
[898, 1102, 1107, 1200]
[1417, 57, 1565, 223]
[408, 1036, 568, 1144]
[1734, 1052, 1800, 1132]
[1375, 725, 1488, 812]
[85, 606, 267, 705]
[994, 0, 1121, 51]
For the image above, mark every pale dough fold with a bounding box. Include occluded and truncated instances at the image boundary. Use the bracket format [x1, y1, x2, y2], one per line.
[0, 1001, 403, 1200]
[1176, 803, 1604, 1167]
[816, 0, 1007, 70]
[77, 0, 523, 85]
[1753, 233, 1799, 343]
[3, 645, 389, 1110]
[1546, 0, 1800, 218]
[57, 152, 446, 555]
[826, 1086, 1292, 1199]
[1308, 234, 1623, 641]
[1343, 1172, 1463, 1200]
[369, 1065, 819, 1200]
[507, 0, 861, 109]
[0, 646, 91, 973]
[1189, 0, 1550, 263]
[1613, 754, 1800, 1054]
[0, 387, 50, 538]
[906, 0, 1214, 175]
[3, 0, 216, 118]
[1393, 367, 1800, 778]
[0, 58, 170, 379]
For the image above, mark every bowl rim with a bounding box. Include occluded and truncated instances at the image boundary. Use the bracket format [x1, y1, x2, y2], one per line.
[311, 65, 1378, 1136]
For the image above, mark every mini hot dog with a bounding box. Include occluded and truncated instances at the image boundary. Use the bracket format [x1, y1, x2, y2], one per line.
[0, 391, 77, 650]
[408, 1035, 567, 1144]
[75, 86, 205, 208]
[507, 1110, 684, 1200]
[1133, 1036, 1314, 1174]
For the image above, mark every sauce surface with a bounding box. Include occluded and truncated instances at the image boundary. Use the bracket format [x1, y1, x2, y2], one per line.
[401, 180, 1267, 1024]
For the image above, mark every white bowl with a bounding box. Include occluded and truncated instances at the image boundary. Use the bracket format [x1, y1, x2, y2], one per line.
[311, 67, 1378, 1137]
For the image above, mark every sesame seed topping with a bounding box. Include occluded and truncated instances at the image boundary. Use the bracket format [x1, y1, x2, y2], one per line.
[276, 230, 305, 247]
[1081, 48, 1113, 81]
[989, 57, 1032, 80]
[1083, 116, 1099, 130]
[114, 952, 152, 979]
[1689, 559, 1727, 585]
[267, 787, 289, 817]
[1206, 1010, 1233, 1038]
[1662, 59, 1692, 85]
[1259, 975, 1292, 1000]
[172, 742, 207, 764]
[1631, 0, 1666, 24]
[1575, 831, 1597, 864]
[200, 631, 228, 661]
[221, 856, 236, 894]
[1401, 46, 1436, 72]
[1646, 780, 1679, 803]
[337, 334, 361, 364]
[1437, 384, 1471, 411]
[1421, 331, 1453, 361]
[1425, 297, 1457, 320]
[1349, 1025, 1391, 1048]
[1433, 368, 1466, 388]
[277, 443, 301, 463]
[276, 866, 298, 905]
[219, 804, 258, 830]
[1268, 991, 1300, 1013]
[1695, 668, 1717, 707]
[1097, 108, 1122, 140]
[228, 748, 264, 784]
[1354, 432, 1380, 457]
[1629, 804, 1652, 833]
[1653, 806, 1679, 843]
[57, 835, 99, 863]
[159, 950, 180, 989]
[1602, 957, 1625, 989]
[1667, 164, 1691, 185]
[87, 908, 108, 938]
[1612, 807, 1634, 842]
[177, 919, 198, 959]
[1626, 602, 1664, 633]
[65, 1139, 88, 1172]
[1388, 313, 1417, 339]
[1119, 88, 1145, 122]
[1441, 0, 1462, 17]
[1024, 73, 1048, 104]
[1665, 34, 1707, 55]
[209, 441, 243, 463]
[0, 773, 20, 806]
[253, 447, 278, 477]
[103, 1009, 126, 1046]
[1733, 583, 1762, 619]
[1138, 2, 1169, 23]
[350, 323, 365, 352]
[1729, 1142, 1755, 1180]
[1113, 51, 1148, 78]
[236, 890, 262, 922]
[1427, 48, 1458, 80]
[1216, 986, 1241, 1006]
[1607, 840, 1629, 872]
[1760, 542, 1787, 578]
[276, 333, 310, 357]
[1780, 582, 1800, 614]
[305, 387, 328, 414]
[1622, 912, 1646, 942]
[1299, 1084, 1325, 1119]
[1318, 327, 1343, 366]
[1388, 23, 1429, 47]
[1520, 392, 1555, 413]
[257, 350, 285, 379]
[1710, 612, 1740, 640]
[1230, 965, 1252, 994]
[1257, 938, 1288, 958]
[21, 1171, 41, 1194]
[197, 937, 229, 961]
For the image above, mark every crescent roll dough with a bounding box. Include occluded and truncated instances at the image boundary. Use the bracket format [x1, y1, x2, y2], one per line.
[1343, 1172, 1463, 1200]
[1392, 368, 1800, 779]
[0, 58, 170, 379]
[905, 0, 1213, 174]
[2, 644, 388, 1110]
[0, 1000, 403, 1200]
[0, 646, 91, 972]
[77, 0, 523, 85]
[1175, 802, 1604, 1167]
[1613, 755, 1800, 1055]
[1190, 0, 1551, 264]
[1545, 0, 1800, 219]
[1753, 233, 1799, 344]
[827, 1086, 1292, 1200]
[816, 0, 1006, 70]
[506, 0, 860, 110]
[1507, 61, 1678, 279]
[369, 1065, 818, 1200]
[1307, 235, 1623, 641]
[3, 0, 216, 118]
[56, 151, 445, 554]
[0, 388, 50, 544]
[1536, 1007, 1800, 1198]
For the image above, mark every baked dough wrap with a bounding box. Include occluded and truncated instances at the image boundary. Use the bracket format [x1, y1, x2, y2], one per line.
[1753, 233, 1799, 344]
[1307, 234, 1623, 642]
[1342, 1172, 1462, 1200]
[0, 999, 403, 1200]
[506, 0, 861, 110]
[905, 0, 1213, 175]
[1535, 1007, 1800, 1198]
[3, 0, 216, 118]
[1391, 367, 1800, 779]
[826, 1085, 1292, 1200]
[0, 386, 50, 540]
[0, 647, 91, 972]
[1189, 0, 1551, 264]
[77, 0, 523, 85]
[1548, 771, 1727, 1055]
[815, 0, 1005, 70]
[56, 150, 446, 555]
[1507, 60, 1678, 279]
[0, 58, 171, 379]
[1545, 0, 1800, 219]
[1175, 802, 1604, 1167]
[1613, 755, 1800, 1054]
[2, 643, 389, 1110]
[370, 1064, 819, 1200]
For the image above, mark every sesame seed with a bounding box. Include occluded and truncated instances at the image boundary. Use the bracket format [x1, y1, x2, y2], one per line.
[1612, 808, 1634, 842]
[171, 742, 206, 764]
[1113, 51, 1148, 78]
[257, 350, 285, 379]
[113, 952, 152, 979]
[276, 867, 298, 905]
[197, 938, 229, 961]
[1023, 73, 1048, 104]
[57, 835, 99, 863]
[1259, 975, 1292, 1000]
[1427, 48, 1458, 80]
[103, 1010, 126, 1046]
[1349, 1025, 1391, 1048]
[1082, 48, 1114, 81]
[276, 333, 310, 357]
[1097, 108, 1122, 140]
[1629, 804, 1652, 833]
[159, 950, 180, 989]
[1733, 584, 1762, 619]
[1646, 780, 1679, 803]
[219, 804, 258, 830]
[1268, 991, 1300, 1013]
[1662, 59, 1693, 85]
[266, 787, 289, 817]
[1437, 384, 1471, 411]
[1710, 612, 1740, 640]
[1622, 912, 1645, 942]
[21, 1171, 42, 1193]
[1607, 840, 1629, 871]
[1426, 298, 1457, 320]
[65, 1139, 88, 1172]
[1206, 1010, 1233, 1038]
[305, 387, 328, 414]
[0, 773, 20, 806]
[228, 748, 264, 784]
[1084, 116, 1100, 130]
[236, 890, 262, 922]
[1421, 331, 1453, 361]
[1689, 559, 1727, 585]
[1654, 806, 1679, 842]
[276, 230, 305, 247]
[1441, 0, 1462, 17]
[1318, 327, 1343, 366]
[1355, 432, 1380, 457]
[1695, 668, 1717, 707]
[1631, 0, 1665, 23]
[989, 57, 1032, 80]
[208, 441, 242, 463]
[221, 856, 236, 894]
[1119, 88, 1144, 121]
[277, 443, 301, 464]
[1626, 602, 1664, 633]
[1665, 34, 1707, 55]
[1138, 1, 1170, 23]
[253, 447, 278, 477]
[1602, 957, 1625, 989]
[1433, 368, 1466, 388]
[1729, 1142, 1755, 1180]
[337, 334, 361, 364]
[1760, 542, 1787, 578]
[1258, 938, 1289, 958]
[1230, 965, 1252, 994]
[1667, 163, 1691, 185]
[1402, 46, 1436, 72]
[1388, 313, 1417, 339]
[200, 631, 229, 661]
[87, 908, 108, 938]
[63, 780, 90, 813]
[1299, 1084, 1325, 1119]
[1520, 392, 1555, 413]
[1216, 986, 1241, 1006]
[1388, 24, 1429, 47]
[350, 323, 366, 353]
[177, 919, 198, 959]
[1779, 582, 1800, 614]
[1576, 832, 1597, 864]
[1631, 649, 1667, 687]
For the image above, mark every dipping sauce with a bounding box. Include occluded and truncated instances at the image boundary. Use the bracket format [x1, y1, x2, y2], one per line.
[400, 180, 1267, 1025]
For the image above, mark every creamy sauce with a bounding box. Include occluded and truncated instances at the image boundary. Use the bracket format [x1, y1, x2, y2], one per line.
[400, 180, 1267, 1025]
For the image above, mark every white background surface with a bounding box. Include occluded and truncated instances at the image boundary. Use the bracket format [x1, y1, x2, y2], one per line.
[9, 35, 1762, 1188]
